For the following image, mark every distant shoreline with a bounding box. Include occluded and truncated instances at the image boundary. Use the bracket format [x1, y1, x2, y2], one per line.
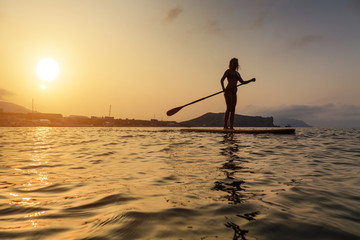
[0, 111, 311, 128]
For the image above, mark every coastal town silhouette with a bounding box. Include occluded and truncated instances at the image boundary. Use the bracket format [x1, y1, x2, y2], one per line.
[0, 101, 276, 127]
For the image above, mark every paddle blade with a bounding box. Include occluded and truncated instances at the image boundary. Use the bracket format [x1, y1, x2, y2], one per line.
[166, 106, 183, 116]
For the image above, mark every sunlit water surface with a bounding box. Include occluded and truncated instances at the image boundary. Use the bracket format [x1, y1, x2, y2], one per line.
[0, 127, 359, 240]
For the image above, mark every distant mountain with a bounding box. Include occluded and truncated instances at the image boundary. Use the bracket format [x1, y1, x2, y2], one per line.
[180, 112, 275, 127]
[274, 117, 312, 127]
[0, 101, 32, 113]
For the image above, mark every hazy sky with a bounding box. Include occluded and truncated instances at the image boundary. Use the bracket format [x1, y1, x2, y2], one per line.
[1, 0, 360, 127]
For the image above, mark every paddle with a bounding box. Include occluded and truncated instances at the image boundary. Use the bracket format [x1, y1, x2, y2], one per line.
[166, 79, 256, 116]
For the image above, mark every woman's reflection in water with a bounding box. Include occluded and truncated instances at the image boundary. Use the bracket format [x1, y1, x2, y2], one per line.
[213, 133, 255, 240]
[213, 133, 246, 204]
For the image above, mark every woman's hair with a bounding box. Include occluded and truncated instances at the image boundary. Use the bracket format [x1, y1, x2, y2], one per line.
[229, 58, 239, 71]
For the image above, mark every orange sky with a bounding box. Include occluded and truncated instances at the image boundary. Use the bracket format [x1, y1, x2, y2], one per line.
[1, 0, 360, 126]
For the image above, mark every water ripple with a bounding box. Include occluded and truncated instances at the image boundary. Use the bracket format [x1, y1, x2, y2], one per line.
[0, 127, 359, 239]
[65, 194, 138, 211]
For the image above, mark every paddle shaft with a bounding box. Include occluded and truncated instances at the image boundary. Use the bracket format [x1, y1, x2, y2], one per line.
[181, 82, 250, 108]
[167, 80, 254, 116]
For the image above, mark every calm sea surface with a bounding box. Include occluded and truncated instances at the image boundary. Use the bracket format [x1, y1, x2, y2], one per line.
[0, 127, 359, 240]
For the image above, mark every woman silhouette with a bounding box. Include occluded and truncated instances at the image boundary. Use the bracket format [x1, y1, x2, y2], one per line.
[220, 58, 255, 129]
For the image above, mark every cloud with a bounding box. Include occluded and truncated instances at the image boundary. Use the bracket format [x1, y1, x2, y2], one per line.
[349, 0, 360, 14]
[267, 105, 326, 119]
[250, 11, 268, 29]
[0, 88, 14, 100]
[164, 6, 183, 23]
[203, 20, 222, 35]
[245, 104, 360, 128]
[291, 34, 324, 48]
[164, 6, 221, 37]
[185, 19, 223, 37]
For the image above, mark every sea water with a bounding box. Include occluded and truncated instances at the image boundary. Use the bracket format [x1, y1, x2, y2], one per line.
[0, 127, 359, 240]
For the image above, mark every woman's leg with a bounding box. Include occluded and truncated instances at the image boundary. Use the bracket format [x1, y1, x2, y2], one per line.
[224, 92, 232, 129]
[224, 110, 229, 129]
[229, 94, 237, 129]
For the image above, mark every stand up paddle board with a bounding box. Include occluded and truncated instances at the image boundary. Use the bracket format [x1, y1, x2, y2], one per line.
[180, 128, 295, 134]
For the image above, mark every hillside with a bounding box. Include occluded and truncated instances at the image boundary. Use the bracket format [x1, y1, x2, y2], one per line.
[180, 112, 275, 127]
[0, 101, 32, 113]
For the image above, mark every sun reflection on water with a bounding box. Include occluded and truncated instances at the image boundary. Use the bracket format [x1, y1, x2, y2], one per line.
[11, 127, 54, 229]
[28, 127, 52, 186]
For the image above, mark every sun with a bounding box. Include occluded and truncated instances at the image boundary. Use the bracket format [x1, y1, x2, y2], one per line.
[36, 58, 59, 81]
